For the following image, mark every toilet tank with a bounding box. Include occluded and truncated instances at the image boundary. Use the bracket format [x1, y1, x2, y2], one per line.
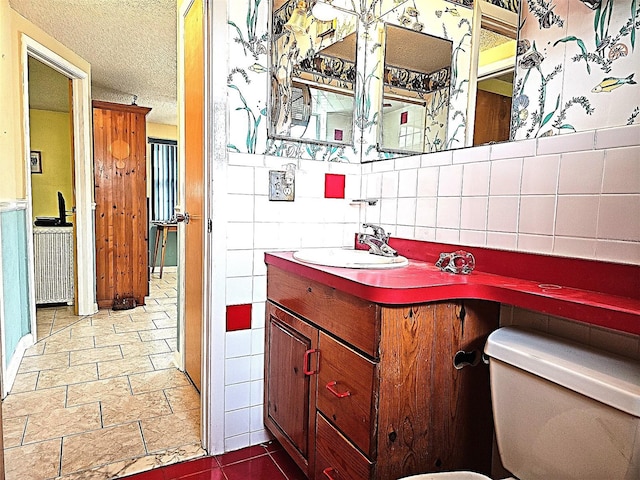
[484, 327, 640, 480]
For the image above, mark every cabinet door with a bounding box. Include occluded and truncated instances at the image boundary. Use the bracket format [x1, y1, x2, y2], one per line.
[265, 302, 318, 476]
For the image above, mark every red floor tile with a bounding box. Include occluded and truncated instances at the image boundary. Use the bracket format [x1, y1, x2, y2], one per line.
[123, 468, 165, 480]
[270, 450, 306, 480]
[174, 469, 225, 480]
[161, 457, 220, 478]
[222, 455, 286, 480]
[216, 445, 269, 466]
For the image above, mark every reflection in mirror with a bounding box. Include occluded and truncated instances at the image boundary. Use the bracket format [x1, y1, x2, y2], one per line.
[270, 0, 358, 145]
[379, 24, 453, 154]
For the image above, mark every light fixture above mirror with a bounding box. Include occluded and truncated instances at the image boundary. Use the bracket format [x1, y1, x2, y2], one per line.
[312, 1, 338, 21]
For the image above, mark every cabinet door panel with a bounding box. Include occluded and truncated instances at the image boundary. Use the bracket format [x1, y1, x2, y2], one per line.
[315, 413, 373, 480]
[317, 332, 376, 457]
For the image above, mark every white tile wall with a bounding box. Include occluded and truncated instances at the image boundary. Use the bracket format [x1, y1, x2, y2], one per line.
[602, 147, 640, 194]
[558, 150, 604, 194]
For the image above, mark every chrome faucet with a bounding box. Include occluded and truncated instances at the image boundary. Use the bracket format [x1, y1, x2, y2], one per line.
[357, 223, 398, 257]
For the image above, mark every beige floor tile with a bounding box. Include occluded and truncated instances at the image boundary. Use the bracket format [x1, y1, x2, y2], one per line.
[60, 422, 146, 475]
[69, 324, 116, 338]
[140, 409, 200, 453]
[120, 339, 171, 358]
[23, 403, 101, 444]
[143, 304, 171, 313]
[18, 351, 69, 373]
[37, 363, 98, 389]
[154, 297, 178, 305]
[66, 377, 131, 407]
[129, 369, 191, 394]
[138, 328, 176, 342]
[44, 335, 95, 354]
[94, 332, 143, 347]
[3, 386, 67, 418]
[69, 346, 123, 366]
[114, 320, 157, 333]
[164, 386, 200, 413]
[10, 372, 39, 393]
[152, 317, 176, 329]
[24, 342, 46, 357]
[3, 416, 27, 448]
[4, 438, 62, 480]
[98, 356, 155, 379]
[166, 337, 177, 352]
[149, 352, 176, 370]
[129, 311, 169, 322]
[101, 390, 172, 427]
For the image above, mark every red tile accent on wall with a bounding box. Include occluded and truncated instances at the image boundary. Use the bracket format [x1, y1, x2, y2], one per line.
[226, 304, 252, 332]
[324, 173, 346, 199]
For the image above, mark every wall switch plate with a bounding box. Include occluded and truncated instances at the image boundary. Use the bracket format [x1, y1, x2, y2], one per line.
[269, 170, 294, 201]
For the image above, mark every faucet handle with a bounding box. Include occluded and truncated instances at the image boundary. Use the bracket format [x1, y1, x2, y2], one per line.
[362, 223, 388, 240]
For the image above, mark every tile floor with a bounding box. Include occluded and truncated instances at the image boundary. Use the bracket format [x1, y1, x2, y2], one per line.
[123, 442, 305, 480]
[2, 270, 205, 480]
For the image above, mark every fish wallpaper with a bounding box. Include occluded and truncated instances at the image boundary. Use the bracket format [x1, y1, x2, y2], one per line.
[512, 0, 640, 139]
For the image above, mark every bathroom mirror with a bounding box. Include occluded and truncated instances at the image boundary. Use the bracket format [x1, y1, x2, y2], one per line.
[269, 0, 358, 146]
[378, 24, 453, 154]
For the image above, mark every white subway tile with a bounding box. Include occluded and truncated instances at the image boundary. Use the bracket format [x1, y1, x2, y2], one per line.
[452, 144, 491, 164]
[459, 229, 487, 246]
[489, 158, 522, 196]
[597, 195, 640, 241]
[250, 379, 263, 407]
[225, 382, 251, 411]
[366, 172, 382, 198]
[517, 234, 554, 254]
[252, 275, 267, 303]
[435, 228, 460, 243]
[602, 146, 640, 194]
[438, 164, 463, 197]
[460, 197, 488, 231]
[521, 155, 560, 194]
[225, 357, 251, 385]
[251, 328, 265, 355]
[398, 169, 418, 197]
[380, 198, 398, 225]
[537, 130, 595, 155]
[227, 166, 255, 194]
[254, 168, 270, 196]
[414, 226, 436, 241]
[553, 236, 597, 260]
[490, 138, 536, 160]
[250, 354, 264, 382]
[224, 433, 250, 451]
[328, 162, 361, 175]
[224, 408, 250, 438]
[397, 198, 417, 226]
[558, 150, 604, 194]
[251, 301, 266, 329]
[417, 167, 439, 197]
[595, 124, 640, 150]
[462, 162, 490, 196]
[486, 231, 518, 250]
[487, 196, 519, 232]
[436, 197, 461, 229]
[344, 174, 361, 199]
[415, 198, 437, 227]
[595, 240, 640, 265]
[364, 203, 382, 225]
[250, 429, 272, 445]
[371, 159, 395, 173]
[396, 225, 415, 239]
[226, 250, 254, 277]
[395, 155, 421, 169]
[382, 171, 400, 198]
[250, 405, 264, 432]
[226, 330, 252, 359]
[421, 149, 453, 167]
[229, 152, 260, 166]
[227, 223, 254, 250]
[226, 276, 253, 306]
[253, 250, 268, 277]
[519, 196, 556, 235]
[555, 195, 599, 238]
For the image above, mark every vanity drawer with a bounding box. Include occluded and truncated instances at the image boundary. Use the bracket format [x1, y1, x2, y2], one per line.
[315, 413, 373, 480]
[267, 266, 381, 357]
[317, 332, 376, 457]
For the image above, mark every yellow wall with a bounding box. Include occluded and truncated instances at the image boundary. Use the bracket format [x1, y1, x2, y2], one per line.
[29, 109, 74, 220]
[0, 0, 90, 200]
[146, 123, 178, 197]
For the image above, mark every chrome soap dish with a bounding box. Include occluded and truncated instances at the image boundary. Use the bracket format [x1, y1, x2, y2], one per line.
[436, 250, 476, 275]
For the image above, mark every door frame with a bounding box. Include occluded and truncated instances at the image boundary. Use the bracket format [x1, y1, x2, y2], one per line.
[177, 0, 226, 455]
[21, 34, 96, 318]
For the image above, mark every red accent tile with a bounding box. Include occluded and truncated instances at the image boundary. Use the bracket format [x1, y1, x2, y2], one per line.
[400, 111, 408, 124]
[270, 450, 306, 480]
[217, 445, 268, 466]
[334, 129, 343, 141]
[174, 468, 225, 480]
[324, 173, 345, 199]
[222, 455, 286, 480]
[226, 304, 252, 332]
[161, 457, 219, 478]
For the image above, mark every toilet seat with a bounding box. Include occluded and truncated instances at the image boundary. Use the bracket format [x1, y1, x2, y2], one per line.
[401, 472, 516, 480]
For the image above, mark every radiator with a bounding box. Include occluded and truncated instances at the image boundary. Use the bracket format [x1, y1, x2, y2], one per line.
[33, 226, 74, 304]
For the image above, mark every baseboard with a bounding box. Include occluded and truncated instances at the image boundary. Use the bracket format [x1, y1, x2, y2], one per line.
[4, 333, 35, 397]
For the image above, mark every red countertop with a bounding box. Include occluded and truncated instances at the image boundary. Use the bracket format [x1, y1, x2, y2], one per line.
[265, 240, 640, 336]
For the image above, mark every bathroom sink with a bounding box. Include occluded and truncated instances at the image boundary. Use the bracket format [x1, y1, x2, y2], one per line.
[293, 248, 409, 269]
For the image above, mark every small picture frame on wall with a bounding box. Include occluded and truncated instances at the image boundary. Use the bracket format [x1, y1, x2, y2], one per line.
[30, 151, 42, 174]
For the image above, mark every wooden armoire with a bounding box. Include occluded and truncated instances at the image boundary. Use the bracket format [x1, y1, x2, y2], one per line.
[93, 100, 151, 309]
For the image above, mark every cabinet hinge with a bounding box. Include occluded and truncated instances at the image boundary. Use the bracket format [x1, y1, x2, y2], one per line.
[207, 218, 212, 233]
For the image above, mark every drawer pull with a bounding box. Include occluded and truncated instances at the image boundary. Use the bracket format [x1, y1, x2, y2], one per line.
[326, 381, 351, 398]
[322, 467, 337, 479]
[303, 349, 319, 375]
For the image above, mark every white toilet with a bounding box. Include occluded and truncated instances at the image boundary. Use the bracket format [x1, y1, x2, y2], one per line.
[403, 326, 640, 480]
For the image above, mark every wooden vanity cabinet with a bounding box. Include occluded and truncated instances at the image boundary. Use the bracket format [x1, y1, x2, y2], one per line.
[265, 265, 499, 479]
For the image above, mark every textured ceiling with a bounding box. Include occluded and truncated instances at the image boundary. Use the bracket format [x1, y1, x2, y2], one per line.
[10, 0, 177, 125]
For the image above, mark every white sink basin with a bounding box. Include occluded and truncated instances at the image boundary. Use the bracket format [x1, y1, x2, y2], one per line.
[293, 248, 408, 269]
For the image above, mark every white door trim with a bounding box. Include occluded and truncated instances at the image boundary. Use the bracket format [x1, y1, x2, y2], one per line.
[21, 34, 97, 318]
